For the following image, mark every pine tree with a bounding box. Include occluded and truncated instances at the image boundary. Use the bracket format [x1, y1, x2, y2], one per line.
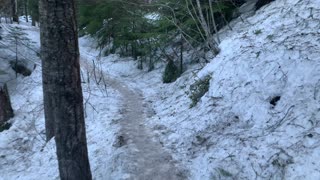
[6, 26, 33, 76]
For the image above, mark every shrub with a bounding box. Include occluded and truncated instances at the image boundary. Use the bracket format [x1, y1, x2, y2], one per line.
[254, 29, 262, 35]
[163, 59, 180, 83]
[0, 122, 11, 132]
[9, 61, 32, 76]
[189, 75, 211, 108]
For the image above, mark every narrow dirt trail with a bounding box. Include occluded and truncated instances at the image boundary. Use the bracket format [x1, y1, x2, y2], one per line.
[80, 57, 186, 180]
[108, 77, 185, 180]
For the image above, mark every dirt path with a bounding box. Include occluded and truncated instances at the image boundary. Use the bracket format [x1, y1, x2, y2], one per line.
[80, 58, 186, 180]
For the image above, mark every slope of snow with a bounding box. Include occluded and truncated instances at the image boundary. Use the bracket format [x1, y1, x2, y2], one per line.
[1, 0, 319, 179]
[105, 0, 320, 179]
[0, 22, 123, 180]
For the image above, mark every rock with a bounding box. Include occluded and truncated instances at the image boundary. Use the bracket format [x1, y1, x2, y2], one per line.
[113, 135, 126, 148]
[255, 0, 275, 10]
[238, 0, 258, 14]
[10, 61, 32, 76]
[238, 0, 275, 15]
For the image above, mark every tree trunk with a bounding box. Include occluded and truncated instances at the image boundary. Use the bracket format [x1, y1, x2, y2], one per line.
[0, 84, 14, 126]
[24, 0, 28, 22]
[11, 0, 18, 22]
[195, 0, 219, 54]
[31, 18, 35, 26]
[180, 36, 183, 75]
[39, 0, 92, 179]
[208, 0, 220, 43]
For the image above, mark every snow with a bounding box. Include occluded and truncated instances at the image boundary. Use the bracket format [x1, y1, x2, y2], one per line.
[136, 0, 320, 179]
[145, 13, 161, 22]
[1, 0, 320, 179]
[96, 0, 319, 179]
[0, 21, 123, 180]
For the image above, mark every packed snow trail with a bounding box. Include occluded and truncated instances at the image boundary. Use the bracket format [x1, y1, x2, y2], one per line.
[80, 57, 186, 180]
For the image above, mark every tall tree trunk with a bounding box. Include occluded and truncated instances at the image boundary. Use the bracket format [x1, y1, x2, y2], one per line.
[39, 0, 92, 179]
[31, 17, 35, 26]
[11, 0, 18, 22]
[180, 35, 183, 75]
[24, 0, 28, 22]
[0, 84, 14, 126]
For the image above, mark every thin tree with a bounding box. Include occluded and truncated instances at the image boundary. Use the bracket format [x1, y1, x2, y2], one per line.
[24, 0, 28, 22]
[39, 0, 92, 179]
[28, 0, 39, 26]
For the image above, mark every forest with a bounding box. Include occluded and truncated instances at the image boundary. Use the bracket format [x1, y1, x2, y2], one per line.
[0, 0, 320, 179]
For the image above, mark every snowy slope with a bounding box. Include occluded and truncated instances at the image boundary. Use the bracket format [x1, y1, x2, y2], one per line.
[110, 0, 320, 179]
[0, 22, 123, 180]
[1, 0, 319, 179]
[78, 1, 320, 179]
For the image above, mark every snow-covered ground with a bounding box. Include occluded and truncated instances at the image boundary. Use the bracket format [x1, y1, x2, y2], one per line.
[125, 0, 320, 179]
[1, 0, 320, 179]
[0, 21, 123, 179]
[83, 0, 320, 179]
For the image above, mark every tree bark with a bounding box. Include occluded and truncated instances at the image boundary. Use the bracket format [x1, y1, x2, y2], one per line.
[39, 0, 92, 179]
[0, 84, 14, 126]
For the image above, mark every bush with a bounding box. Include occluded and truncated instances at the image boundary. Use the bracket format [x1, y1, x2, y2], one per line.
[0, 122, 11, 132]
[163, 59, 180, 83]
[189, 75, 211, 108]
[9, 61, 32, 76]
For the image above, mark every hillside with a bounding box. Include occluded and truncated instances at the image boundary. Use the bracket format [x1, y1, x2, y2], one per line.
[0, 0, 320, 179]
[132, 0, 320, 179]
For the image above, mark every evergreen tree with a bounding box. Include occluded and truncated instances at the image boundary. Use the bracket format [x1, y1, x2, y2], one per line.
[5, 26, 33, 76]
[163, 58, 179, 83]
[78, 0, 245, 71]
